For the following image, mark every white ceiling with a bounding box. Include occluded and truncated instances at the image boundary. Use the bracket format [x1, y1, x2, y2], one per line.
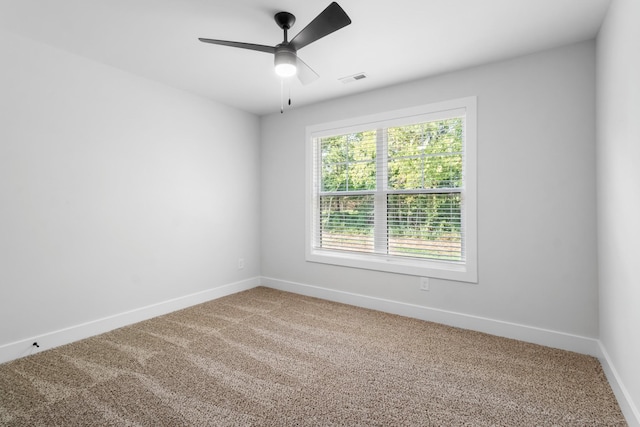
[1, 0, 611, 116]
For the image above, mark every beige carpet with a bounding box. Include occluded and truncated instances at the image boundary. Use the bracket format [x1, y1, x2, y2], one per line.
[0, 287, 626, 426]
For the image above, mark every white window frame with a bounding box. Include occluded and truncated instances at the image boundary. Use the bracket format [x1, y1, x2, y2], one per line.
[305, 97, 477, 283]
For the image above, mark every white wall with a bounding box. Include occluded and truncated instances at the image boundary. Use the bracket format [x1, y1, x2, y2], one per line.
[0, 30, 261, 350]
[597, 0, 640, 421]
[261, 41, 598, 339]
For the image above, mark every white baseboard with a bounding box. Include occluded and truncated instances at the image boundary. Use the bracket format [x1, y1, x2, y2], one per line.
[599, 342, 640, 427]
[260, 277, 601, 357]
[0, 277, 260, 365]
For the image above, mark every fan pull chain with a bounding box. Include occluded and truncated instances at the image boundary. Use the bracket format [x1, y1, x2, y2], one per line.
[280, 79, 284, 114]
[280, 79, 292, 113]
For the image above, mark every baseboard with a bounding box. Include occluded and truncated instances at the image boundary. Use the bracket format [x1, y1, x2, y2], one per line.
[0, 277, 261, 365]
[260, 277, 601, 357]
[599, 342, 640, 427]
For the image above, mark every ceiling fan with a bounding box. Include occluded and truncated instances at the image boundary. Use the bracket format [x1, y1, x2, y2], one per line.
[198, 2, 352, 85]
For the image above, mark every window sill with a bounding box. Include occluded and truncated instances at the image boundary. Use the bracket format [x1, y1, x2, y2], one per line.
[306, 248, 478, 283]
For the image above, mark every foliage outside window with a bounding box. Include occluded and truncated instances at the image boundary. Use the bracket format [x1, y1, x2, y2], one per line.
[306, 98, 477, 282]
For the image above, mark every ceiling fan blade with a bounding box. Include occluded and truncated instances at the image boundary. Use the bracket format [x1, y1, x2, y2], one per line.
[290, 2, 351, 51]
[198, 38, 275, 54]
[296, 56, 320, 85]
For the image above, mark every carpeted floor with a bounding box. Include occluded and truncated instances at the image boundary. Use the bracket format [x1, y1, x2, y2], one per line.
[0, 287, 626, 426]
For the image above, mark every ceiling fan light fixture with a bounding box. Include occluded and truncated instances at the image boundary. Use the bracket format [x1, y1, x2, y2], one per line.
[274, 49, 297, 77]
[275, 62, 297, 77]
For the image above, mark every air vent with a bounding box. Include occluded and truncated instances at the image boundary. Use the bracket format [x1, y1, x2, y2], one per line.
[339, 73, 367, 84]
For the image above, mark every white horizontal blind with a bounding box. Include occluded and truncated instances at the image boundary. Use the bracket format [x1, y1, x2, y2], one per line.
[313, 114, 465, 263]
[319, 195, 375, 253]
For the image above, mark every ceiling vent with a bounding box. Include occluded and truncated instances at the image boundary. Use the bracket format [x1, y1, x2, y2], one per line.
[339, 72, 367, 84]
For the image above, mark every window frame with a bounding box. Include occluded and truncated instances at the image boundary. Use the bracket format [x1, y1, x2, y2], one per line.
[305, 97, 477, 283]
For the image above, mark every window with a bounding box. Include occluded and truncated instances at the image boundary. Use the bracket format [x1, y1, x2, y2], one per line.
[306, 97, 477, 282]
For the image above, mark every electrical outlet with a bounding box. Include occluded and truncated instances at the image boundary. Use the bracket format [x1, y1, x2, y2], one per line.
[419, 277, 430, 291]
[237, 258, 245, 270]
